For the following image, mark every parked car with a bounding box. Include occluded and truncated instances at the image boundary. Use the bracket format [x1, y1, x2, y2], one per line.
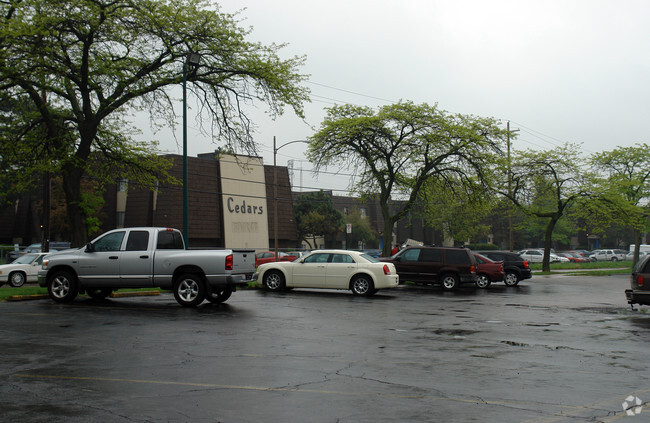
[0, 252, 49, 287]
[475, 250, 533, 286]
[589, 249, 626, 262]
[473, 253, 504, 289]
[6, 241, 70, 263]
[518, 249, 544, 263]
[380, 246, 477, 290]
[557, 252, 590, 263]
[626, 254, 650, 307]
[625, 251, 649, 261]
[38, 228, 255, 306]
[255, 251, 299, 267]
[254, 250, 399, 296]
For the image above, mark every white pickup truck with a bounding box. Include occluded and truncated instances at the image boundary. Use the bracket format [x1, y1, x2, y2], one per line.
[38, 227, 255, 307]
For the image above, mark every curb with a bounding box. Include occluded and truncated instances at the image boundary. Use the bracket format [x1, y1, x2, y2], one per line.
[4, 290, 161, 302]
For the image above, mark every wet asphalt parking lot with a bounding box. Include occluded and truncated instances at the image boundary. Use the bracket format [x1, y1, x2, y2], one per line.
[1, 274, 649, 423]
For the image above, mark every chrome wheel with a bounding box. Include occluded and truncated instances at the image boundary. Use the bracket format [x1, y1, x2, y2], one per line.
[441, 274, 459, 290]
[173, 274, 206, 307]
[476, 275, 491, 289]
[9, 272, 26, 287]
[263, 271, 285, 291]
[47, 270, 78, 303]
[351, 275, 375, 296]
[504, 272, 519, 286]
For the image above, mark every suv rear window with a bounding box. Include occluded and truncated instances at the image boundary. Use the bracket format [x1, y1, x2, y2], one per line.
[445, 249, 471, 264]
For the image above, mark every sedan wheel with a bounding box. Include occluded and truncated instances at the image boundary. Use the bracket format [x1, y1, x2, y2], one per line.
[351, 275, 375, 296]
[504, 271, 519, 286]
[263, 271, 285, 292]
[9, 272, 26, 287]
[475, 274, 491, 289]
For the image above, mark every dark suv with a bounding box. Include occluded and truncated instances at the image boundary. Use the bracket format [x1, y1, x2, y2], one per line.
[381, 246, 477, 290]
[475, 250, 532, 286]
[626, 254, 650, 308]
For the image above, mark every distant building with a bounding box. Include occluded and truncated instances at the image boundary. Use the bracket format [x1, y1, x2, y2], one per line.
[0, 152, 300, 250]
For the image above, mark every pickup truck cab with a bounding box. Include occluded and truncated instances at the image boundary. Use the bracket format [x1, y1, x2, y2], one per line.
[38, 227, 255, 307]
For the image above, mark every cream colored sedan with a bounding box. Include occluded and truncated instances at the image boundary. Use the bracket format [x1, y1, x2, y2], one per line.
[253, 249, 399, 296]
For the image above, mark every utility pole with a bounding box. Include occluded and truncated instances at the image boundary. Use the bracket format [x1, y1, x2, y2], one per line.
[507, 121, 519, 251]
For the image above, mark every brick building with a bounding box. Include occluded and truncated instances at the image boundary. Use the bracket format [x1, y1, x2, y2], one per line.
[0, 152, 300, 250]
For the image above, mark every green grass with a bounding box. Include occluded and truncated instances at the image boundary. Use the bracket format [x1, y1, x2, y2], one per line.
[0, 286, 48, 300]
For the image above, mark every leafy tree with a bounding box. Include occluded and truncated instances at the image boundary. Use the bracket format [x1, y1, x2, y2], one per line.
[1, 0, 309, 245]
[419, 176, 495, 245]
[499, 143, 589, 271]
[293, 191, 344, 249]
[307, 101, 508, 257]
[589, 143, 650, 263]
[343, 208, 377, 250]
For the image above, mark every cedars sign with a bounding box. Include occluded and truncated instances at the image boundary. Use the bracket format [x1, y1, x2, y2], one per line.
[227, 197, 264, 215]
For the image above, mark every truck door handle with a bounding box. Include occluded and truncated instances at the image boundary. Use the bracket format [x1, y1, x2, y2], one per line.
[109, 256, 119, 260]
[140, 255, 149, 259]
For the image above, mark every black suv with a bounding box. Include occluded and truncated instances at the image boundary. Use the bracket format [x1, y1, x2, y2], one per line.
[626, 254, 650, 308]
[381, 246, 477, 290]
[475, 250, 532, 286]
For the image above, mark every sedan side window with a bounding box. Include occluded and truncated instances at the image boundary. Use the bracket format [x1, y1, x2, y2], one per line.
[304, 253, 330, 263]
[331, 254, 354, 263]
[93, 231, 125, 252]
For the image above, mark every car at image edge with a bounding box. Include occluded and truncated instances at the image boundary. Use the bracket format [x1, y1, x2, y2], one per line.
[0, 252, 49, 287]
[626, 254, 650, 307]
[254, 249, 399, 296]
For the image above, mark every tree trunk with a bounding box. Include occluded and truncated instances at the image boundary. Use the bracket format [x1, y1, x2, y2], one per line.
[633, 229, 642, 266]
[62, 164, 87, 247]
[542, 217, 559, 273]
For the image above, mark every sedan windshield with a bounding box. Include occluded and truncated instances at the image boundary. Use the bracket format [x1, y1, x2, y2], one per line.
[13, 253, 40, 264]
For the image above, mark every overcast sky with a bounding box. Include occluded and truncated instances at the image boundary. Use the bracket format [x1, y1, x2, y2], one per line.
[155, 0, 650, 193]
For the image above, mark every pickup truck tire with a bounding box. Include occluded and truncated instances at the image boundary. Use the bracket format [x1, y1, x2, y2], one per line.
[351, 275, 376, 296]
[86, 288, 112, 300]
[47, 270, 79, 303]
[504, 271, 519, 286]
[263, 271, 285, 291]
[441, 273, 459, 290]
[205, 287, 232, 303]
[173, 274, 206, 307]
[9, 271, 26, 287]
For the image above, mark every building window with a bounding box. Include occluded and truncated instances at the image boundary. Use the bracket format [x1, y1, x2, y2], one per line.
[360, 207, 367, 218]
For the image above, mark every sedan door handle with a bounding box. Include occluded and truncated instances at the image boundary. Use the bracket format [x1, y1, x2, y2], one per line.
[109, 256, 119, 260]
[140, 255, 149, 259]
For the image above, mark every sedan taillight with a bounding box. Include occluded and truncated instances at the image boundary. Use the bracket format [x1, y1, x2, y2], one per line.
[383, 264, 390, 275]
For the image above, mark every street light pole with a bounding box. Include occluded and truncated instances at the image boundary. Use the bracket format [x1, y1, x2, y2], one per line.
[182, 52, 201, 249]
[273, 137, 309, 261]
